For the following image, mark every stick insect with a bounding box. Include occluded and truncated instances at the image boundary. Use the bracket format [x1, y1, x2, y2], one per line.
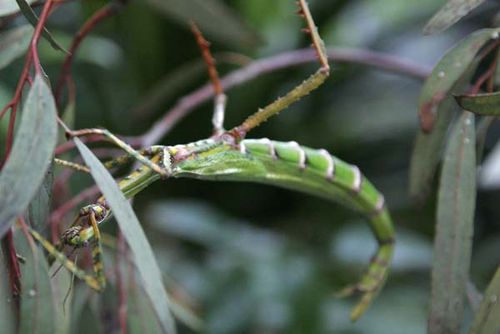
[32, 0, 394, 321]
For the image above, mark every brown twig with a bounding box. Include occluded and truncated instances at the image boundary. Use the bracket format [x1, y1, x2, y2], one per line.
[54, 2, 122, 107]
[0, 0, 57, 299]
[1, 0, 57, 162]
[3, 230, 21, 296]
[190, 22, 223, 96]
[134, 47, 431, 147]
[470, 51, 499, 95]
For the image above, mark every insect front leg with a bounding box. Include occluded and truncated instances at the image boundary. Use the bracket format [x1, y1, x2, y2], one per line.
[29, 223, 104, 292]
[66, 128, 169, 177]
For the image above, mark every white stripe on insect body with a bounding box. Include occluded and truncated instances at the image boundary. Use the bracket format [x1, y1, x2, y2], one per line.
[318, 148, 334, 180]
[287, 141, 306, 169]
[162, 147, 172, 173]
[374, 194, 385, 214]
[239, 141, 247, 154]
[351, 165, 362, 193]
[260, 138, 277, 159]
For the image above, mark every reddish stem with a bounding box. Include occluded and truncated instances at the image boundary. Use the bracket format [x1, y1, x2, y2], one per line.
[1, 0, 56, 165]
[470, 52, 498, 95]
[30, 1, 55, 74]
[135, 47, 431, 147]
[3, 230, 21, 296]
[54, 3, 121, 107]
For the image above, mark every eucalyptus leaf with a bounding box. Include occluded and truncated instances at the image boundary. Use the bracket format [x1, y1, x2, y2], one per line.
[423, 0, 487, 35]
[15, 0, 67, 52]
[144, 0, 259, 48]
[73, 138, 177, 334]
[0, 25, 33, 70]
[409, 96, 455, 202]
[15, 228, 56, 334]
[418, 28, 499, 132]
[455, 91, 500, 115]
[469, 266, 500, 334]
[0, 75, 57, 238]
[428, 111, 476, 334]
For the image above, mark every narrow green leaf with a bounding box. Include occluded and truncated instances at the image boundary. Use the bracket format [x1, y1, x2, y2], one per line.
[73, 138, 177, 334]
[418, 28, 498, 132]
[455, 91, 500, 116]
[428, 111, 476, 334]
[0, 0, 35, 17]
[0, 249, 16, 334]
[15, 0, 67, 52]
[15, 228, 56, 334]
[0, 25, 33, 70]
[469, 266, 500, 334]
[145, 0, 259, 48]
[0, 75, 58, 238]
[423, 0, 487, 35]
[409, 97, 454, 202]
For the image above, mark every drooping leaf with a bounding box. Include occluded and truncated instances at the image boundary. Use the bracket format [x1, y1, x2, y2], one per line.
[423, 0, 488, 35]
[15, 228, 56, 334]
[469, 266, 500, 334]
[15, 0, 67, 52]
[0, 0, 35, 16]
[73, 138, 177, 334]
[409, 97, 455, 202]
[144, 0, 259, 48]
[428, 111, 476, 334]
[0, 75, 58, 238]
[455, 91, 500, 116]
[418, 28, 499, 132]
[0, 25, 33, 70]
[0, 249, 16, 334]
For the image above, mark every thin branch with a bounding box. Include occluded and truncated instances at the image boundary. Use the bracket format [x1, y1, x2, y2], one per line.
[1, 0, 56, 164]
[136, 47, 431, 147]
[54, 2, 123, 107]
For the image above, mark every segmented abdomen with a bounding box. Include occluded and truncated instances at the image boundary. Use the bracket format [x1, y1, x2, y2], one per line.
[240, 138, 394, 244]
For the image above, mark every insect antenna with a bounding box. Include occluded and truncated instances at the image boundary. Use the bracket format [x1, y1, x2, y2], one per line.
[190, 21, 227, 136]
[51, 246, 77, 278]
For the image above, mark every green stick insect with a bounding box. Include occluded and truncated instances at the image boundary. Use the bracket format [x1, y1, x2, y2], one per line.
[31, 0, 394, 321]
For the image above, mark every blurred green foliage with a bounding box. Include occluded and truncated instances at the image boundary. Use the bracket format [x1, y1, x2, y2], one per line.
[1, 0, 500, 333]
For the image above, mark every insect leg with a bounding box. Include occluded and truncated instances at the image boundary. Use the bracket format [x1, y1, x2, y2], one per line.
[28, 227, 102, 291]
[66, 128, 168, 177]
[232, 0, 330, 135]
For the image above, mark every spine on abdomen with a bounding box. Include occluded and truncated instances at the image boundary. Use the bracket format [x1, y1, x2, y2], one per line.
[240, 138, 395, 320]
